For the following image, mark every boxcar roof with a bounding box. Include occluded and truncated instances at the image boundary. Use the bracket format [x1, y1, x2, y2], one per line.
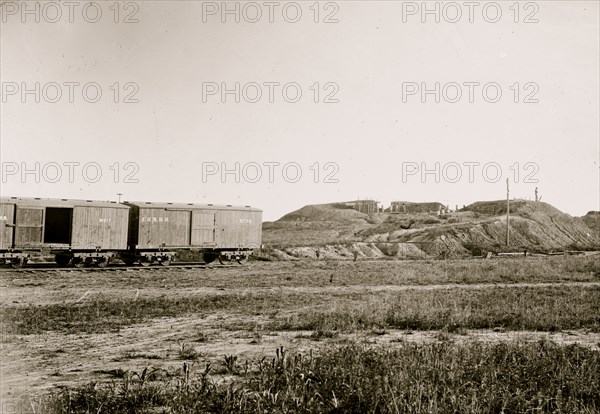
[124, 201, 262, 212]
[0, 197, 129, 209]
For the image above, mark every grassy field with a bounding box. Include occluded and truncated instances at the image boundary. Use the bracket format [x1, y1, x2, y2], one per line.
[1, 255, 599, 412]
[2, 285, 600, 335]
[33, 341, 600, 413]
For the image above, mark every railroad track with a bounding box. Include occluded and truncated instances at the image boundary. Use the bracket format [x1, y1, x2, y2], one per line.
[0, 263, 243, 273]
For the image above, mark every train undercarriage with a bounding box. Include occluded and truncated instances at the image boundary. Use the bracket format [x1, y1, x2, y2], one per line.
[0, 250, 31, 268]
[0, 248, 253, 268]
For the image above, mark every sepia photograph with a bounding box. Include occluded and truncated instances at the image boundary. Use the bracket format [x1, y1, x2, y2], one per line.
[0, 0, 599, 412]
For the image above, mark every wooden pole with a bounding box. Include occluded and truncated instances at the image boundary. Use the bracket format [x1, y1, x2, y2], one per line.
[506, 178, 510, 246]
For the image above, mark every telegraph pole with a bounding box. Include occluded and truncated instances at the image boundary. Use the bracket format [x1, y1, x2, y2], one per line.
[506, 179, 510, 246]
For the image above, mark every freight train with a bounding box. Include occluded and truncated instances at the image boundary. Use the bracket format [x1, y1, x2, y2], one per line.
[0, 197, 262, 268]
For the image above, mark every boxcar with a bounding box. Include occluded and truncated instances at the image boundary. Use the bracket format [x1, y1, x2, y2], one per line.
[124, 201, 262, 265]
[0, 197, 129, 267]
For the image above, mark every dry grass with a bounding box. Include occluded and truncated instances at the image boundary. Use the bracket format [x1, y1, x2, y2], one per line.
[3, 256, 596, 296]
[30, 340, 600, 413]
[269, 286, 600, 333]
[3, 256, 599, 412]
[2, 285, 599, 336]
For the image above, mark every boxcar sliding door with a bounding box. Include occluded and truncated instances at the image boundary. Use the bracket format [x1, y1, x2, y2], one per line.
[191, 210, 216, 246]
[0, 203, 15, 249]
[14, 206, 44, 248]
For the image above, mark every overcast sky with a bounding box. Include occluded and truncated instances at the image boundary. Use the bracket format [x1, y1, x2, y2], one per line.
[1, 0, 598, 221]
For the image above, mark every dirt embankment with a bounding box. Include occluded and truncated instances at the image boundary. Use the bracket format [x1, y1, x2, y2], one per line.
[262, 200, 600, 260]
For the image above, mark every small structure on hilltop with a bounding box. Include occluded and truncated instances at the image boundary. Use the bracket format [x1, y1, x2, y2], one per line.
[345, 200, 379, 214]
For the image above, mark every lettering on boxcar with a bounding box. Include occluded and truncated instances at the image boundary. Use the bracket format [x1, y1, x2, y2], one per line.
[141, 217, 169, 222]
[239, 218, 252, 224]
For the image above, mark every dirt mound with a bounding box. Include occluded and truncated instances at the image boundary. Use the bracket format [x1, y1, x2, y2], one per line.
[263, 202, 383, 246]
[382, 201, 600, 256]
[278, 202, 372, 223]
[582, 211, 600, 234]
[258, 242, 429, 261]
[263, 200, 600, 258]
[387, 201, 445, 214]
[463, 200, 563, 216]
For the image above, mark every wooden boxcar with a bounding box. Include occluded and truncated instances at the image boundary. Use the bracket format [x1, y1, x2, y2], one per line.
[0, 197, 129, 267]
[124, 201, 262, 265]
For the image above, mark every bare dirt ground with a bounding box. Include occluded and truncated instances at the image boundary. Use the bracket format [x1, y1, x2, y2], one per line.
[1, 257, 599, 408]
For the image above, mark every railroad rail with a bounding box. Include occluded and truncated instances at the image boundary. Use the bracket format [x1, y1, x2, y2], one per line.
[0, 262, 243, 273]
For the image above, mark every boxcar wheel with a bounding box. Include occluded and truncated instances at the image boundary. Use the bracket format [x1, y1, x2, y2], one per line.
[55, 255, 71, 267]
[236, 255, 249, 265]
[218, 255, 232, 265]
[72, 258, 87, 268]
[97, 257, 111, 268]
[159, 256, 172, 266]
[11, 257, 27, 269]
[202, 253, 218, 264]
[139, 258, 153, 267]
